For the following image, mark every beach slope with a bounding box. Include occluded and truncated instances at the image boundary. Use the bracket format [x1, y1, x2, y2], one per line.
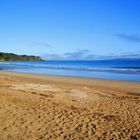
[0, 71, 140, 139]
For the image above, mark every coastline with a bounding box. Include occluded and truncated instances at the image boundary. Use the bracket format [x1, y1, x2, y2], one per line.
[0, 71, 140, 139]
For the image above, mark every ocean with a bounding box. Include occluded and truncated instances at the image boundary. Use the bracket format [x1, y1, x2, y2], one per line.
[0, 59, 140, 81]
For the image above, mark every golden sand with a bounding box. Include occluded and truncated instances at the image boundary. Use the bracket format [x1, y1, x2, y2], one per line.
[0, 71, 140, 139]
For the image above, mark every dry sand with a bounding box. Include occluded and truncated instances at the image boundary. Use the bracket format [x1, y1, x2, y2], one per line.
[0, 71, 140, 140]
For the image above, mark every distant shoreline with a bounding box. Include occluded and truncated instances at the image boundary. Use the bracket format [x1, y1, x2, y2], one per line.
[0, 52, 43, 61]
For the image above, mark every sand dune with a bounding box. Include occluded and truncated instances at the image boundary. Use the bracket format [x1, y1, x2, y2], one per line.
[0, 72, 140, 139]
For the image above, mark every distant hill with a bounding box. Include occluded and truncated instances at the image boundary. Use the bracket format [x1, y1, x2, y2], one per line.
[0, 52, 43, 61]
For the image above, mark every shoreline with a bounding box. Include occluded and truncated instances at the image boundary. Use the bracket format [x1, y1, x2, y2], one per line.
[1, 71, 140, 91]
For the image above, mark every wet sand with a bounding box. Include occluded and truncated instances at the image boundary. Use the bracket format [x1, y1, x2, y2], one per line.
[0, 71, 140, 139]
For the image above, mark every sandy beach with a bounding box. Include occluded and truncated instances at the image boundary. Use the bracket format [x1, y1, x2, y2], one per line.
[0, 71, 140, 139]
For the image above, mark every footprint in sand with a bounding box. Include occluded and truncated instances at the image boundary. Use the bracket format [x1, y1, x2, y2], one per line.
[68, 89, 88, 99]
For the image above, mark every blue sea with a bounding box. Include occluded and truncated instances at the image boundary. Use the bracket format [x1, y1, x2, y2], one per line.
[0, 59, 140, 82]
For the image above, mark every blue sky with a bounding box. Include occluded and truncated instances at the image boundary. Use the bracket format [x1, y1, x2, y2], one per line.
[0, 0, 140, 60]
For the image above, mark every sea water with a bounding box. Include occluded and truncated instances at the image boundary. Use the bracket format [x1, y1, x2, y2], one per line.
[0, 59, 140, 81]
